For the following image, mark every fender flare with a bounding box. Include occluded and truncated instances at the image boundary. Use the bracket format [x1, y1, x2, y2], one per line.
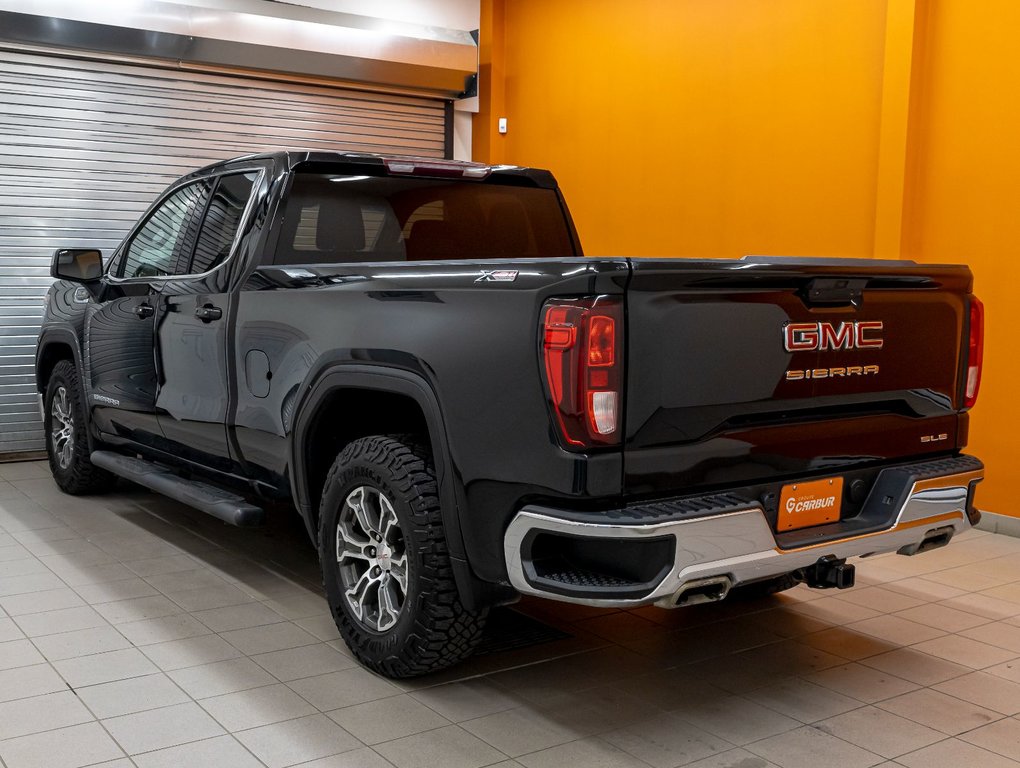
[35, 327, 84, 391]
[288, 364, 488, 603]
[36, 327, 98, 453]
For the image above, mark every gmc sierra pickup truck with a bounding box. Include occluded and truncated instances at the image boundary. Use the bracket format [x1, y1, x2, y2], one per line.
[37, 151, 985, 678]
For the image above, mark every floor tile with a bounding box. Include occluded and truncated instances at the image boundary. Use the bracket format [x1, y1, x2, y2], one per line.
[373, 724, 504, 768]
[294, 613, 344, 642]
[674, 694, 801, 745]
[799, 626, 895, 661]
[960, 717, 1020, 761]
[329, 694, 450, 746]
[123, 554, 200, 578]
[845, 615, 946, 645]
[461, 706, 578, 757]
[290, 668, 400, 711]
[933, 670, 1020, 715]
[53, 647, 159, 688]
[131, 735, 264, 768]
[252, 643, 357, 682]
[816, 705, 945, 758]
[199, 683, 317, 731]
[33, 625, 130, 661]
[47, 562, 137, 587]
[76, 673, 190, 719]
[911, 634, 1018, 670]
[141, 633, 242, 671]
[0, 616, 23, 641]
[746, 678, 862, 723]
[236, 713, 361, 768]
[167, 584, 258, 612]
[961, 621, 1020, 654]
[13, 606, 108, 637]
[92, 594, 183, 625]
[877, 687, 1002, 735]
[74, 578, 160, 605]
[941, 594, 1020, 621]
[0, 690, 93, 740]
[0, 572, 65, 597]
[987, 660, 1020, 685]
[838, 586, 925, 613]
[0, 722, 124, 768]
[860, 648, 971, 686]
[0, 587, 85, 616]
[746, 724, 884, 768]
[894, 603, 993, 633]
[192, 602, 288, 632]
[144, 568, 231, 594]
[0, 663, 68, 703]
[0, 639, 45, 670]
[290, 747, 398, 767]
[102, 701, 226, 755]
[897, 737, 1020, 768]
[167, 656, 278, 699]
[518, 737, 650, 768]
[116, 613, 210, 646]
[409, 679, 521, 722]
[221, 622, 320, 655]
[602, 711, 734, 768]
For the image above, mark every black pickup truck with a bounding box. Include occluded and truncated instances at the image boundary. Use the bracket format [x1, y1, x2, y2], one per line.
[37, 151, 985, 677]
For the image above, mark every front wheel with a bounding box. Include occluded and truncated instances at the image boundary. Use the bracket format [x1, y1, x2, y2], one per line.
[44, 360, 116, 495]
[319, 435, 487, 678]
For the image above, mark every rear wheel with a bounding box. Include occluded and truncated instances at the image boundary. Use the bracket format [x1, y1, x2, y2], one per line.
[44, 360, 116, 494]
[319, 435, 487, 678]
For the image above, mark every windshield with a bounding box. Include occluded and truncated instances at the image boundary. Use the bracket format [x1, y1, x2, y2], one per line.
[270, 173, 576, 265]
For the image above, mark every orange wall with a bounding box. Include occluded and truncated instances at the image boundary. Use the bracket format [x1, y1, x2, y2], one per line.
[477, 0, 888, 258]
[475, 0, 1017, 515]
[900, 0, 1020, 516]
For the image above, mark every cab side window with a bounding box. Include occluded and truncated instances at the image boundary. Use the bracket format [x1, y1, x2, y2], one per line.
[121, 180, 212, 279]
[189, 172, 259, 274]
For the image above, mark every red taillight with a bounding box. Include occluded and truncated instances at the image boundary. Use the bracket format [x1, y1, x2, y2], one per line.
[541, 296, 623, 448]
[964, 296, 984, 409]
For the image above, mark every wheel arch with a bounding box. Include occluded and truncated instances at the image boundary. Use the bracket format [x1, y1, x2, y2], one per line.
[289, 365, 500, 607]
[35, 329, 82, 393]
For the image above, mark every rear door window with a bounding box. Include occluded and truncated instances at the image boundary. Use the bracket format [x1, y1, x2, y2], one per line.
[189, 171, 259, 274]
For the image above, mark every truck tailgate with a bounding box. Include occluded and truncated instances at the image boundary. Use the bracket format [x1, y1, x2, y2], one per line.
[623, 258, 974, 496]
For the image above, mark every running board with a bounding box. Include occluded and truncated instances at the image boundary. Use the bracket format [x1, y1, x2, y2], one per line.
[90, 451, 264, 526]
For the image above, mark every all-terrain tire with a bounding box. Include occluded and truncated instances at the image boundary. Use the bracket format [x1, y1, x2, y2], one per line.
[319, 434, 487, 678]
[44, 359, 116, 495]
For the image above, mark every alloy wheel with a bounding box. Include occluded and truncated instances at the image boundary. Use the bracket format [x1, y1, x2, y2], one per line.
[336, 485, 408, 632]
[50, 386, 75, 470]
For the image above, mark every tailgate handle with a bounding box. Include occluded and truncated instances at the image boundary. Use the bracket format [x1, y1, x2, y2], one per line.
[803, 278, 866, 307]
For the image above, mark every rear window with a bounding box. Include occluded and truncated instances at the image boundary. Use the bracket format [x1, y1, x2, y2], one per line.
[270, 173, 575, 265]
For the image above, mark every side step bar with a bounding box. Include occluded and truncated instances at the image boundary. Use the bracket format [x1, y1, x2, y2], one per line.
[91, 451, 264, 526]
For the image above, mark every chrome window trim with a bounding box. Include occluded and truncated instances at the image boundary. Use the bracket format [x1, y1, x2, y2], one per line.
[105, 166, 267, 285]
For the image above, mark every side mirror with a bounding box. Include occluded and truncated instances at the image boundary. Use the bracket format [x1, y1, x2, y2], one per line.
[51, 248, 103, 283]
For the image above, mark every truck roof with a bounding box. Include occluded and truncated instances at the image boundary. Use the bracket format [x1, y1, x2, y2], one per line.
[187, 151, 558, 188]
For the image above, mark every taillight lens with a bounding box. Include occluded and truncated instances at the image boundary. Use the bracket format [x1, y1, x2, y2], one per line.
[964, 296, 984, 409]
[541, 296, 624, 448]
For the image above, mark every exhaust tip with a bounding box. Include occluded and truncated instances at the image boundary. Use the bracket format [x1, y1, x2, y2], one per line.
[672, 576, 732, 607]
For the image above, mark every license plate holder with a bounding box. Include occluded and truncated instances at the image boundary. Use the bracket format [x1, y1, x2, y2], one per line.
[777, 476, 843, 531]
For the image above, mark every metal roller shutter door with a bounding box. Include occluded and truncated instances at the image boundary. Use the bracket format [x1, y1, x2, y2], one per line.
[0, 49, 448, 455]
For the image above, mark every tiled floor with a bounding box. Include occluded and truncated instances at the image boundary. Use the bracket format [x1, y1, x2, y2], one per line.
[1, 460, 1020, 768]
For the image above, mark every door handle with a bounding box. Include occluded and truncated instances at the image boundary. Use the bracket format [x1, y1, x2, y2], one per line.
[195, 304, 223, 323]
[134, 303, 154, 319]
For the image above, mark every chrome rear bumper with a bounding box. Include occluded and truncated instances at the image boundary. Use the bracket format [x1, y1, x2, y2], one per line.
[503, 456, 983, 608]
